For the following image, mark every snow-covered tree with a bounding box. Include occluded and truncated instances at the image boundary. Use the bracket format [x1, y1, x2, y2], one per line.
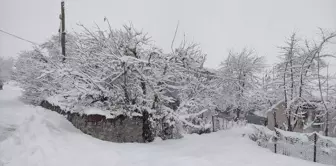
[13, 23, 220, 137]
[217, 48, 265, 118]
[13, 19, 336, 137]
[268, 30, 336, 133]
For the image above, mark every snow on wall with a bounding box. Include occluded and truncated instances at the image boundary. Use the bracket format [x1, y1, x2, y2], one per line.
[40, 100, 154, 143]
[68, 113, 144, 142]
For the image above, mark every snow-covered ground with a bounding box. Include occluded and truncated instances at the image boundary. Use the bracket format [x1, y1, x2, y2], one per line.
[0, 83, 326, 166]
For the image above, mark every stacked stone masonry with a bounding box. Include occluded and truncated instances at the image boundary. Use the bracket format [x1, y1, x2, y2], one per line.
[40, 100, 153, 143]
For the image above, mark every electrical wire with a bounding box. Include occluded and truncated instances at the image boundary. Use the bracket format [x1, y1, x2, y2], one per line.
[0, 29, 38, 45]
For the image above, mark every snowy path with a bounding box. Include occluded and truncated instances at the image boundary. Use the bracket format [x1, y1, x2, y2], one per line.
[0, 84, 33, 142]
[0, 84, 326, 166]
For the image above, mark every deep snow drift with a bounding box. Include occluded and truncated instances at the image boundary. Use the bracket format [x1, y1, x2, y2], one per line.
[0, 83, 326, 166]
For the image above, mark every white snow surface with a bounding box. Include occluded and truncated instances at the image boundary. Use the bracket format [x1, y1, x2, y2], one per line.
[83, 107, 116, 119]
[0, 84, 326, 166]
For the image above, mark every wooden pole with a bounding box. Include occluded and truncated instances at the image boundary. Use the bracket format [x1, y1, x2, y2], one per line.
[274, 111, 277, 153]
[313, 133, 317, 162]
[325, 64, 329, 136]
[61, 1, 66, 61]
[274, 134, 277, 153]
[212, 116, 215, 132]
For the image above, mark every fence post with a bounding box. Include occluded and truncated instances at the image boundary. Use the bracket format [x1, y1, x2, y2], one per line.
[273, 130, 278, 154]
[273, 110, 278, 154]
[212, 116, 215, 132]
[274, 137, 277, 153]
[313, 132, 317, 162]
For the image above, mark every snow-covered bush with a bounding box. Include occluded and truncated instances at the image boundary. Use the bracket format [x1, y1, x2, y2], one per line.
[13, 23, 219, 138]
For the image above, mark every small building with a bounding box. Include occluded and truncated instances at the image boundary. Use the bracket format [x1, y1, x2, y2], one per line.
[266, 100, 305, 132]
[266, 98, 336, 137]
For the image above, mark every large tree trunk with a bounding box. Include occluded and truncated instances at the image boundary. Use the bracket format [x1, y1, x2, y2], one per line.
[142, 110, 155, 142]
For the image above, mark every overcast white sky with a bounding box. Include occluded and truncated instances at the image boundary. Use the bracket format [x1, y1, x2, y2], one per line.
[1, 0, 336, 70]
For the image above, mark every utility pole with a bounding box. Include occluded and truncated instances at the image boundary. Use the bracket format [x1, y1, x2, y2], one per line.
[61, 1, 66, 61]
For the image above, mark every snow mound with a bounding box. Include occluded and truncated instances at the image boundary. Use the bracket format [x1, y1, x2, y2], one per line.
[0, 84, 326, 166]
[0, 107, 120, 166]
[0, 109, 325, 166]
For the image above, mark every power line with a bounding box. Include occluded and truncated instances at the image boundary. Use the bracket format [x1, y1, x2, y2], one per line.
[0, 29, 38, 45]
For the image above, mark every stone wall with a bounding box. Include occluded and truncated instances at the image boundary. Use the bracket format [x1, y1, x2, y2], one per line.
[40, 100, 154, 143]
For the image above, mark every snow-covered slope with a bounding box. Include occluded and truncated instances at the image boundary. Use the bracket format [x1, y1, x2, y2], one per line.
[0, 84, 326, 166]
